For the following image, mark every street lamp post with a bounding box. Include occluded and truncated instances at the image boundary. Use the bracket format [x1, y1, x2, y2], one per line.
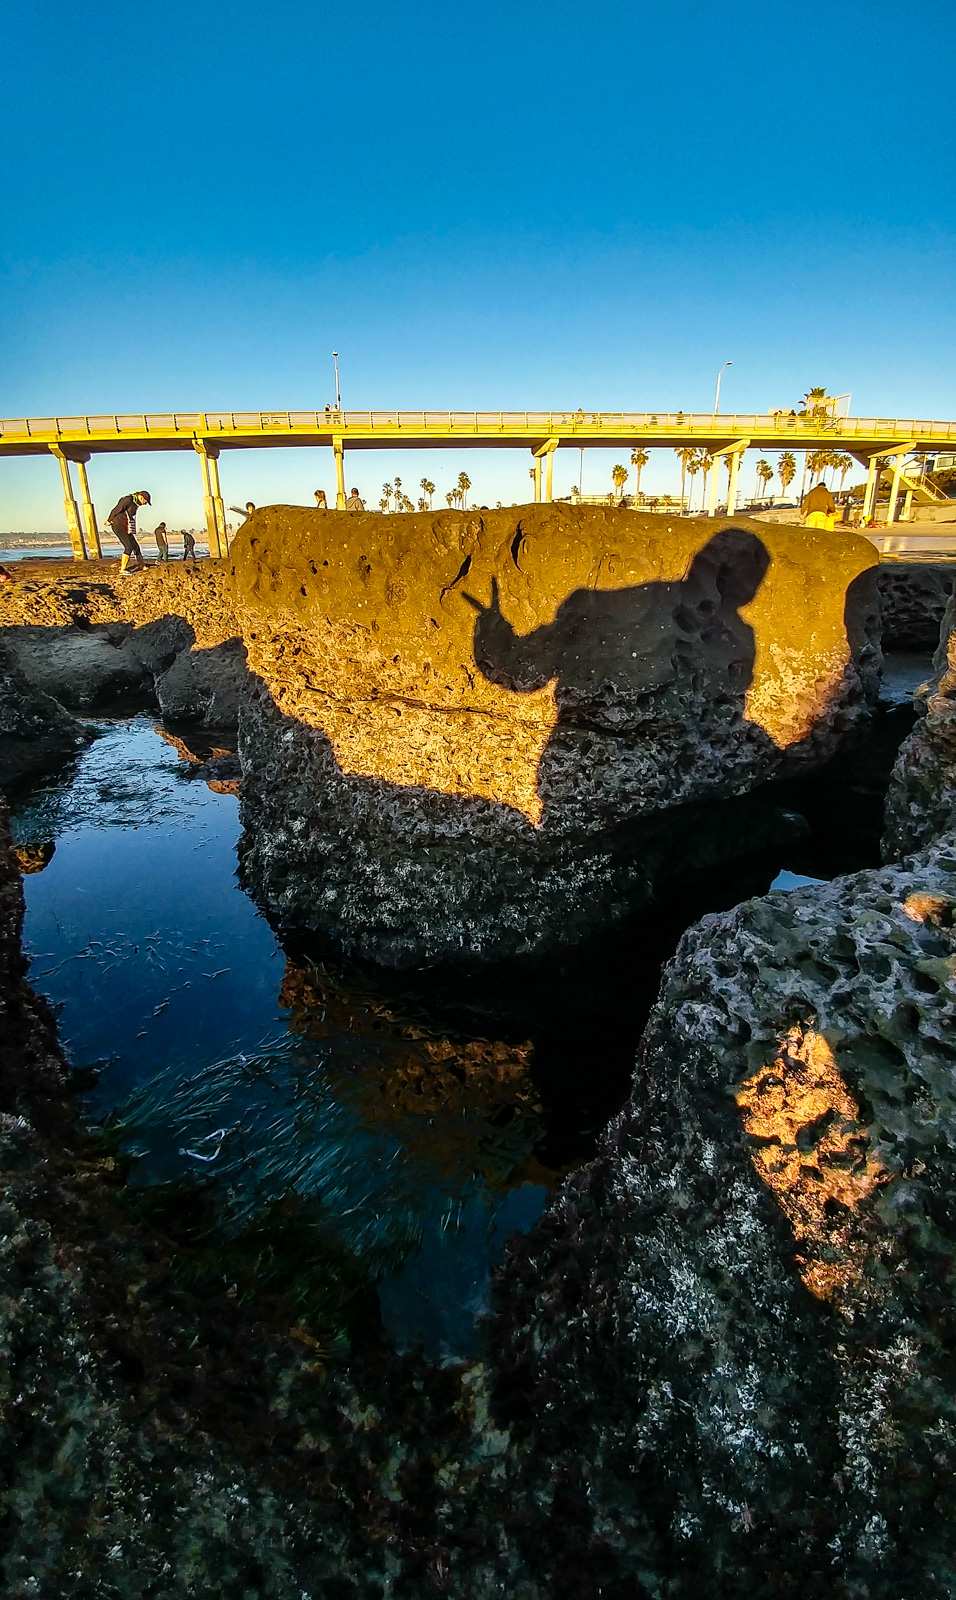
[714, 360, 732, 414]
[332, 351, 341, 412]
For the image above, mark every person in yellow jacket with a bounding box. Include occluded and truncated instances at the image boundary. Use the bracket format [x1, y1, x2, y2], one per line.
[801, 481, 836, 531]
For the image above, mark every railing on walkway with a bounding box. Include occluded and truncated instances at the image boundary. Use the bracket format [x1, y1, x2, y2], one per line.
[3, 410, 956, 443]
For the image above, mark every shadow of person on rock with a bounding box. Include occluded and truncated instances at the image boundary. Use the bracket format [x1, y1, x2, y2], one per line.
[463, 528, 775, 832]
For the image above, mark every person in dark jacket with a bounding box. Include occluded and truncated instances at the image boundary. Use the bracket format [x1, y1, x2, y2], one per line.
[108, 490, 150, 575]
[182, 530, 197, 562]
[153, 521, 170, 561]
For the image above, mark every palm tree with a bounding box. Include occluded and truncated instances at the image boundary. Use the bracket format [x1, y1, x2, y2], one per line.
[381, 482, 392, 510]
[393, 476, 402, 501]
[446, 490, 456, 508]
[676, 446, 697, 510]
[801, 386, 829, 417]
[778, 451, 796, 499]
[421, 477, 435, 509]
[630, 448, 650, 501]
[686, 451, 702, 510]
[833, 452, 853, 493]
[612, 463, 628, 502]
[417, 496, 427, 512]
[457, 471, 471, 508]
[378, 495, 390, 512]
[756, 459, 774, 499]
[808, 449, 831, 485]
[698, 450, 714, 511]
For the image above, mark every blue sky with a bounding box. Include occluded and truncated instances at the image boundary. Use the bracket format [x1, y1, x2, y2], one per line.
[3, 0, 954, 530]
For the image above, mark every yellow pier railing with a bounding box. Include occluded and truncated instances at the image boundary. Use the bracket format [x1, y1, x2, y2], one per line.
[2, 407, 953, 557]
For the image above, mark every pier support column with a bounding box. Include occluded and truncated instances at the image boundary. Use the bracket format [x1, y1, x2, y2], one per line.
[862, 456, 879, 522]
[725, 447, 744, 514]
[50, 447, 87, 560]
[206, 451, 228, 555]
[705, 460, 720, 518]
[902, 488, 913, 522]
[886, 453, 905, 524]
[532, 437, 559, 503]
[332, 436, 346, 509]
[193, 440, 221, 555]
[70, 452, 102, 558]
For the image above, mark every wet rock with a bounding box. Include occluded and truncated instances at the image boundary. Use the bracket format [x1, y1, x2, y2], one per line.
[12, 840, 55, 874]
[0, 646, 87, 789]
[491, 837, 956, 1597]
[155, 636, 248, 729]
[233, 504, 879, 967]
[884, 592, 956, 857]
[877, 561, 955, 651]
[0, 623, 150, 710]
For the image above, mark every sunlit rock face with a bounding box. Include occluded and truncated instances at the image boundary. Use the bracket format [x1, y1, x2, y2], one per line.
[884, 593, 956, 858]
[492, 839, 956, 1596]
[233, 505, 878, 965]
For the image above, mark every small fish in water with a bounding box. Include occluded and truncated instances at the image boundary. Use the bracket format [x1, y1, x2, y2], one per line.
[179, 1127, 229, 1163]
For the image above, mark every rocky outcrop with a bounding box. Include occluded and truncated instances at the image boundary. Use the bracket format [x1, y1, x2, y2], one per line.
[0, 564, 246, 730]
[884, 592, 956, 857]
[0, 623, 150, 710]
[0, 644, 87, 789]
[491, 838, 956, 1597]
[877, 561, 955, 650]
[233, 504, 879, 966]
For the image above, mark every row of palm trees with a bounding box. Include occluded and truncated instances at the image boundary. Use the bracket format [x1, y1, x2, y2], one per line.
[607, 445, 856, 510]
[378, 472, 473, 512]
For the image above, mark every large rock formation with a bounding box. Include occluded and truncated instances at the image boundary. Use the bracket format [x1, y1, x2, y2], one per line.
[491, 838, 956, 1597]
[884, 592, 956, 857]
[233, 504, 879, 966]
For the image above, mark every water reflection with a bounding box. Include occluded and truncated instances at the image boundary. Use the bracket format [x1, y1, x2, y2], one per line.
[10, 717, 560, 1356]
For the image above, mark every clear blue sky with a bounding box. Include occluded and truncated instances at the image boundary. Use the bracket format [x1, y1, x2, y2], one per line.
[3, 0, 954, 530]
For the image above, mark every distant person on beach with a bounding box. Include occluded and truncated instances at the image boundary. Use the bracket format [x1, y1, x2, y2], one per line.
[314, 489, 328, 509]
[153, 522, 170, 561]
[108, 490, 150, 576]
[346, 487, 365, 511]
[182, 530, 197, 562]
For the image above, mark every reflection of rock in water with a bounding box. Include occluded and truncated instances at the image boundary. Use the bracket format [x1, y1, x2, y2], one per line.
[13, 839, 55, 874]
[280, 961, 550, 1191]
[156, 726, 241, 794]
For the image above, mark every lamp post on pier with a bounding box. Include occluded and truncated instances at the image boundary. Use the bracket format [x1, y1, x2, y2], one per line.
[332, 351, 341, 413]
[714, 360, 733, 414]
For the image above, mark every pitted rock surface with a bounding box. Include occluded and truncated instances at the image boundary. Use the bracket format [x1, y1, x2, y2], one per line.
[877, 561, 955, 650]
[492, 838, 956, 1597]
[884, 592, 956, 857]
[233, 504, 879, 965]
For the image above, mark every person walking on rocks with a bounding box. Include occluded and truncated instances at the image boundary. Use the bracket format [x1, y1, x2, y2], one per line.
[181, 529, 197, 562]
[346, 486, 365, 511]
[108, 490, 150, 576]
[153, 522, 170, 561]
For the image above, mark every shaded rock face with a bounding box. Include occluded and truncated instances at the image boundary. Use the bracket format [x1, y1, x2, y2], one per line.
[877, 561, 955, 651]
[0, 566, 248, 732]
[0, 622, 150, 710]
[884, 593, 956, 858]
[491, 839, 956, 1597]
[0, 645, 87, 789]
[234, 505, 879, 966]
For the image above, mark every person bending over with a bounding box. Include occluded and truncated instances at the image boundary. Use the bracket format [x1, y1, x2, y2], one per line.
[108, 490, 150, 575]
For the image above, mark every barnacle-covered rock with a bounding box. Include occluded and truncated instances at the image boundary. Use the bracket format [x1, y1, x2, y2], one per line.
[492, 838, 956, 1596]
[884, 592, 956, 857]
